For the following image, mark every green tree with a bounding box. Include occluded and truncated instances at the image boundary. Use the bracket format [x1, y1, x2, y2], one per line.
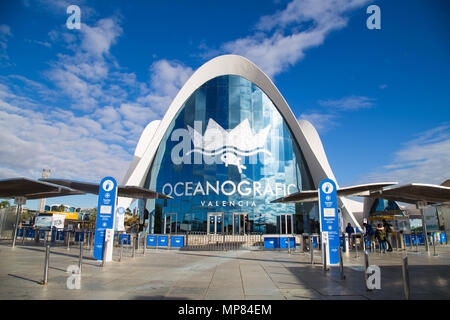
[57, 204, 66, 212]
[0, 200, 11, 208]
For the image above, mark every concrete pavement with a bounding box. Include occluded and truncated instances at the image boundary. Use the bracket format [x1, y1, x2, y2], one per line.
[0, 240, 449, 300]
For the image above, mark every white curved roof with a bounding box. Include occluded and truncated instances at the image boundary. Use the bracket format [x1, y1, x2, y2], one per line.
[118, 54, 360, 228]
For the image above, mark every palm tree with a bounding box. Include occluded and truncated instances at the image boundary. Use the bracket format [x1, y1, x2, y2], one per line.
[0, 200, 11, 208]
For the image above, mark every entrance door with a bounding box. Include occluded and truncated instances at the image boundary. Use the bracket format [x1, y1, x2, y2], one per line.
[207, 213, 224, 234]
[164, 213, 177, 234]
[233, 213, 249, 235]
[277, 214, 294, 234]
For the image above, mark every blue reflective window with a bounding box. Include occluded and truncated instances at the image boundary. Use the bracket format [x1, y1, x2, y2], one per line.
[141, 75, 318, 234]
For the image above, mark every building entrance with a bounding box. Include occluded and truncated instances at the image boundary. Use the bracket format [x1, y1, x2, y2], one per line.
[233, 213, 249, 235]
[277, 214, 294, 234]
[207, 212, 224, 234]
[164, 213, 177, 234]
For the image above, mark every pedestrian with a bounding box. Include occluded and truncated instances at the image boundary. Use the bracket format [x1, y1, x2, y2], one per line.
[383, 219, 393, 252]
[363, 221, 375, 251]
[375, 224, 387, 253]
[345, 223, 355, 248]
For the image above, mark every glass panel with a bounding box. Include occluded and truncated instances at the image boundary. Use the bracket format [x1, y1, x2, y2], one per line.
[286, 215, 292, 234]
[144, 75, 318, 234]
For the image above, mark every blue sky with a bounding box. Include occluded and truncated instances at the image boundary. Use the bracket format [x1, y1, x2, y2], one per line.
[0, 0, 449, 210]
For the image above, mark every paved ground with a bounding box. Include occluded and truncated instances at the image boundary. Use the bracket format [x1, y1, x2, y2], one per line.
[0, 240, 449, 300]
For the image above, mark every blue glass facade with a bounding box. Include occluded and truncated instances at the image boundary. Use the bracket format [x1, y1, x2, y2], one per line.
[140, 75, 319, 234]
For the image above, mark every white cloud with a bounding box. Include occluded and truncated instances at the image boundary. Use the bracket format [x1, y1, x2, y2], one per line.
[298, 95, 375, 133]
[217, 0, 370, 77]
[318, 95, 375, 110]
[137, 59, 194, 114]
[298, 112, 337, 132]
[0, 24, 13, 66]
[365, 125, 450, 185]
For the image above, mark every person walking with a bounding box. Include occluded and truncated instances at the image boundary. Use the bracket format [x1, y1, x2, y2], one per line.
[375, 224, 387, 253]
[363, 221, 375, 251]
[383, 219, 393, 252]
[345, 223, 355, 248]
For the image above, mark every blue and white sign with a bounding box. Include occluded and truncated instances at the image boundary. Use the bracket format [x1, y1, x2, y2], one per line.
[93, 177, 118, 261]
[318, 178, 340, 265]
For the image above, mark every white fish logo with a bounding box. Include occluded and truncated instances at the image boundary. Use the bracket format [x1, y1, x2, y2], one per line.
[186, 118, 271, 173]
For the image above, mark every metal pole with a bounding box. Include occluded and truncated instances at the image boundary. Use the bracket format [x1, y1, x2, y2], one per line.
[41, 244, 50, 285]
[310, 236, 314, 265]
[101, 235, 107, 267]
[402, 256, 410, 300]
[339, 247, 345, 280]
[420, 208, 429, 252]
[22, 227, 25, 245]
[354, 235, 359, 258]
[67, 231, 70, 250]
[132, 235, 136, 258]
[415, 231, 419, 252]
[143, 234, 146, 255]
[11, 205, 22, 248]
[432, 233, 438, 256]
[119, 239, 124, 262]
[288, 236, 291, 254]
[364, 251, 371, 291]
[78, 240, 83, 274]
[300, 234, 304, 253]
[323, 242, 328, 271]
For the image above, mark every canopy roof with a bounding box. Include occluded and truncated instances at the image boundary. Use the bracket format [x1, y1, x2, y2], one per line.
[41, 178, 172, 200]
[272, 181, 450, 206]
[0, 177, 172, 202]
[271, 182, 397, 203]
[0, 178, 84, 200]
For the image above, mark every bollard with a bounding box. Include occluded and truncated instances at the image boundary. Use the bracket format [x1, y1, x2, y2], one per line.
[432, 233, 438, 257]
[323, 242, 328, 271]
[78, 240, 83, 274]
[339, 247, 345, 280]
[364, 251, 371, 291]
[415, 232, 419, 252]
[101, 236, 107, 267]
[288, 236, 291, 254]
[119, 239, 124, 262]
[143, 235, 146, 255]
[310, 237, 314, 265]
[41, 244, 50, 285]
[402, 256, 410, 300]
[67, 231, 70, 250]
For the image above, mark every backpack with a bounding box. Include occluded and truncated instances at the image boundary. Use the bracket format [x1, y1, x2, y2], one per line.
[376, 228, 386, 240]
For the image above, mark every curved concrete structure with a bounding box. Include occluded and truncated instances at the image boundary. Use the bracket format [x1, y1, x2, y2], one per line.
[118, 54, 361, 231]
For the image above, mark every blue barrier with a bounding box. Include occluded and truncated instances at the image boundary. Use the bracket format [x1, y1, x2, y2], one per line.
[264, 237, 279, 249]
[17, 228, 24, 237]
[440, 232, 447, 243]
[404, 234, 412, 246]
[75, 232, 84, 242]
[146, 235, 157, 246]
[25, 229, 35, 238]
[157, 235, 169, 247]
[119, 234, 131, 245]
[280, 237, 295, 248]
[171, 236, 185, 248]
[313, 236, 319, 248]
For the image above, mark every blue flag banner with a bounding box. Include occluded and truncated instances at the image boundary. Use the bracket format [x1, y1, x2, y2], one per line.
[93, 177, 118, 261]
[318, 178, 340, 265]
